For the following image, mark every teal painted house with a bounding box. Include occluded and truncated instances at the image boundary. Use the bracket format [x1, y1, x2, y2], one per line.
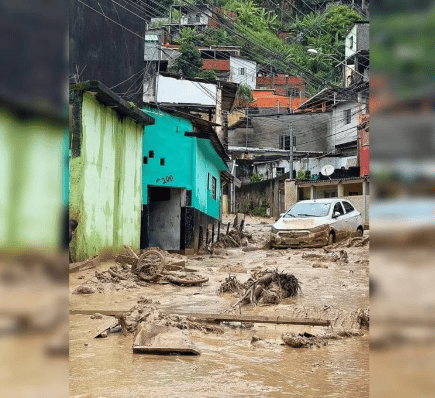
[141, 105, 230, 253]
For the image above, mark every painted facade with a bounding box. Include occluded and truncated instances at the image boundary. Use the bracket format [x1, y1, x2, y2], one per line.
[69, 82, 154, 261]
[0, 107, 65, 251]
[141, 106, 228, 252]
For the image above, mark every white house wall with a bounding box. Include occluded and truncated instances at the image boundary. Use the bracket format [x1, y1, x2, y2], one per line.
[230, 57, 257, 90]
[331, 102, 359, 149]
[293, 156, 358, 176]
[156, 74, 217, 106]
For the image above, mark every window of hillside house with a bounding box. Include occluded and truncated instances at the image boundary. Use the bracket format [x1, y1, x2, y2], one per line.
[344, 109, 352, 125]
[239, 68, 245, 75]
[207, 173, 210, 190]
[287, 88, 300, 97]
[275, 167, 285, 176]
[349, 36, 354, 50]
[279, 135, 291, 150]
[211, 177, 217, 200]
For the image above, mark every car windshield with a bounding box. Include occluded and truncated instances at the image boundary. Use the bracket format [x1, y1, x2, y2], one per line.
[285, 202, 331, 218]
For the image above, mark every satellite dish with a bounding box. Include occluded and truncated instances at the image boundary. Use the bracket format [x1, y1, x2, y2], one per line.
[321, 165, 335, 177]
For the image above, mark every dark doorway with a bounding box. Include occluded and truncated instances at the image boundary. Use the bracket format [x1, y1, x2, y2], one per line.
[147, 186, 182, 250]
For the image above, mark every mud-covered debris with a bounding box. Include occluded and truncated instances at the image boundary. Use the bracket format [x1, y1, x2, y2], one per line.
[357, 308, 370, 328]
[118, 300, 224, 335]
[217, 275, 246, 296]
[331, 250, 348, 263]
[282, 332, 327, 348]
[230, 269, 301, 308]
[165, 272, 209, 286]
[72, 285, 96, 294]
[242, 247, 261, 253]
[302, 253, 330, 261]
[347, 236, 369, 248]
[90, 313, 103, 319]
[132, 323, 200, 355]
[219, 263, 246, 274]
[312, 263, 328, 269]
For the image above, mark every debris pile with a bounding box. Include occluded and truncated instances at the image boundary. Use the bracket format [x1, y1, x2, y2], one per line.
[206, 213, 261, 251]
[357, 307, 370, 328]
[282, 329, 365, 348]
[222, 269, 302, 308]
[282, 332, 327, 348]
[302, 249, 349, 264]
[118, 297, 223, 335]
[217, 275, 246, 296]
[346, 236, 370, 247]
[72, 246, 208, 294]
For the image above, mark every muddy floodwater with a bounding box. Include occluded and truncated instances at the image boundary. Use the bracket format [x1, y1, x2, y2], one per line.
[70, 216, 369, 397]
[70, 315, 368, 398]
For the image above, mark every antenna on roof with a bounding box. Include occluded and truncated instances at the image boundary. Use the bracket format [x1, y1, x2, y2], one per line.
[321, 165, 334, 181]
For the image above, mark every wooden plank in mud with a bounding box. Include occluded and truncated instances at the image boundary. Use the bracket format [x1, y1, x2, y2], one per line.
[92, 316, 120, 338]
[69, 256, 100, 273]
[133, 346, 200, 355]
[187, 314, 330, 327]
[70, 309, 330, 327]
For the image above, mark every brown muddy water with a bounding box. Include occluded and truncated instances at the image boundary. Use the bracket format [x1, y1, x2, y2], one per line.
[70, 218, 369, 397]
[70, 314, 368, 398]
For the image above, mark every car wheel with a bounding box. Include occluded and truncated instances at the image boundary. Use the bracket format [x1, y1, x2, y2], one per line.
[356, 227, 364, 237]
[327, 232, 335, 246]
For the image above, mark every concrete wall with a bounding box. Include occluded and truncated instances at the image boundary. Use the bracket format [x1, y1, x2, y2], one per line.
[235, 177, 283, 218]
[70, 0, 145, 106]
[249, 113, 331, 152]
[70, 92, 143, 261]
[0, 107, 64, 250]
[254, 159, 290, 180]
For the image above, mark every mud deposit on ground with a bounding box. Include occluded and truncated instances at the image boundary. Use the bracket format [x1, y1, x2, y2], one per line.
[70, 215, 369, 397]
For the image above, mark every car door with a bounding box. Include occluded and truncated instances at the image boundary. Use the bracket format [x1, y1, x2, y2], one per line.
[342, 200, 359, 233]
[330, 201, 347, 239]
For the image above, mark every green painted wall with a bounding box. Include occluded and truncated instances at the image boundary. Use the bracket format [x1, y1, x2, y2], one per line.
[70, 92, 143, 261]
[0, 106, 64, 251]
[142, 107, 227, 220]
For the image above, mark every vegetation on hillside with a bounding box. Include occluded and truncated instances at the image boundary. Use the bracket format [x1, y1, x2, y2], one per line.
[159, 1, 365, 91]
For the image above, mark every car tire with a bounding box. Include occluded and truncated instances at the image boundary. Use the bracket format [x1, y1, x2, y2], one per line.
[327, 232, 335, 246]
[356, 227, 364, 237]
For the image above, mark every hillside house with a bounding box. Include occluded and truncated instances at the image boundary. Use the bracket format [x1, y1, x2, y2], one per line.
[141, 105, 230, 254]
[69, 81, 155, 261]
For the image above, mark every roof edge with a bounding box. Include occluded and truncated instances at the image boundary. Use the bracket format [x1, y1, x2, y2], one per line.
[69, 81, 155, 126]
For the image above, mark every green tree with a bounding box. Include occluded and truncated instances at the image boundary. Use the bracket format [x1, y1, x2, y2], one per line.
[236, 83, 254, 107]
[172, 40, 203, 78]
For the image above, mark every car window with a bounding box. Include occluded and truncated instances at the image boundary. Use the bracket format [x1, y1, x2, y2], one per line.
[333, 202, 345, 216]
[286, 202, 331, 218]
[342, 201, 355, 213]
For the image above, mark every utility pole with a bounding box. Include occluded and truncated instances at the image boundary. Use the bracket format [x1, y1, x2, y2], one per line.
[289, 122, 293, 180]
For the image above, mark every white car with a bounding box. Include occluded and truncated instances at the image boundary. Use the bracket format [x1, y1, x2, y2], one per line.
[270, 199, 364, 248]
